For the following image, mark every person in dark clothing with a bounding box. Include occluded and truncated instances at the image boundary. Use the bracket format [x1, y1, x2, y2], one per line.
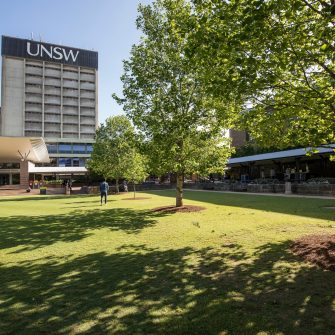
[100, 180, 109, 205]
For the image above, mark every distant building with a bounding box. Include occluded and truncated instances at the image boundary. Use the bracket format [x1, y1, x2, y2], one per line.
[227, 129, 249, 148]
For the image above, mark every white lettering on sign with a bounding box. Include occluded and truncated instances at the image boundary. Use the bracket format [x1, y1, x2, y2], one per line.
[26, 42, 79, 62]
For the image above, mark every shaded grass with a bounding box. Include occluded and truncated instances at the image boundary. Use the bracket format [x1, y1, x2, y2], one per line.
[0, 191, 335, 334]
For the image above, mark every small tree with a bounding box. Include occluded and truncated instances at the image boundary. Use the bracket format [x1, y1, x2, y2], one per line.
[114, 0, 233, 207]
[88, 115, 135, 193]
[124, 150, 148, 198]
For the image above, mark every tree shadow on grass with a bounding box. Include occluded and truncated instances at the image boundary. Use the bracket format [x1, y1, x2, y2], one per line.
[1, 242, 335, 334]
[0, 208, 169, 252]
[146, 190, 335, 222]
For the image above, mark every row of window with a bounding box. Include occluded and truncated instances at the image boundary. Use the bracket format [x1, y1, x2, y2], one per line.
[26, 63, 96, 75]
[25, 83, 96, 92]
[36, 157, 87, 168]
[0, 163, 20, 169]
[59, 157, 87, 167]
[47, 143, 93, 154]
[25, 73, 95, 82]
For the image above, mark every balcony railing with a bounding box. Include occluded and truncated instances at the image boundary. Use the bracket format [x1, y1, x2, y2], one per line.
[80, 82, 95, 90]
[63, 71, 78, 80]
[25, 67, 42, 76]
[25, 95, 42, 103]
[63, 80, 78, 89]
[80, 91, 95, 99]
[80, 73, 95, 82]
[80, 116, 95, 125]
[44, 115, 61, 123]
[25, 76, 42, 85]
[45, 69, 61, 77]
[25, 103, 42, 112]
[25, 85, 42, 94]
[45, 97, 61, 105]
[80, 100, 95, 108]
[45, 78, 61, 86]
[45, 87, 61, 95]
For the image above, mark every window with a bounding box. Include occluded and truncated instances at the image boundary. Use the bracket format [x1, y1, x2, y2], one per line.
[72, 158, 86, 167]
[0, 163, 20, 169]
[59, 158, 72, 167]
[47, 143, 58, 154]
[59, 143, 72, 154]
[86, 144, 93, 154]
[73, 144, 86, 154]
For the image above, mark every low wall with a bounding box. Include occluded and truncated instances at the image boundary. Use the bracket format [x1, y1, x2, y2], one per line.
[247, 184, 285, 193]
[292, 184, 335, 196]
[81, 182, 335, 197]
[185, 182, 247, 192]
[187, 182, 335, 197]
[41, 187, 66, 195]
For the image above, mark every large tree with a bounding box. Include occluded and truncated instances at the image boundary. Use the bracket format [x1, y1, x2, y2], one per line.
[88, 115, 136, 193]
[191, 0, 335, 149]
[114, 0, 232, 207]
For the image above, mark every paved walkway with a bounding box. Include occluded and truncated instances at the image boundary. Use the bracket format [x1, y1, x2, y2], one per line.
[184, 188, 335, 200]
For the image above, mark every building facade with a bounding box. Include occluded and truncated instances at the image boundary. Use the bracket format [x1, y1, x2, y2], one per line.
[0, 36, 98, 184]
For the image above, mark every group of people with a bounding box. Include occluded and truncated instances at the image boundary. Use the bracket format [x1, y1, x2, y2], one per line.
[99, 180, 128, 205]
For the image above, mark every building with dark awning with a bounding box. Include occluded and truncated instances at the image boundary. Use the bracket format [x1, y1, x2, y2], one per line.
[227, 145, 335, 182]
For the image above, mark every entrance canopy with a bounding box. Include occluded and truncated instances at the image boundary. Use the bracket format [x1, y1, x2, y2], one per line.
[0, 136, 50, 163]
[29, 166, 87, 174]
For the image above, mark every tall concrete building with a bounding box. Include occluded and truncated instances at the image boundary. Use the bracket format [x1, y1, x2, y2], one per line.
[1, 36, 98, 178]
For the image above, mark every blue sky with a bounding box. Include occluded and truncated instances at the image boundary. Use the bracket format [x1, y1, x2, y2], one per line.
[0, 0, 152, 124]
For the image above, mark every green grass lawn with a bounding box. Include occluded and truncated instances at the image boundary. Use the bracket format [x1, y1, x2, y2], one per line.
[1, 190, 335, 335]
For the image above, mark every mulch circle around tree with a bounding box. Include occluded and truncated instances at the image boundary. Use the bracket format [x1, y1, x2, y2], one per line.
[122, 197, 151, 200]
[151, 205, 206, 213]
[290, 234, 335, 271]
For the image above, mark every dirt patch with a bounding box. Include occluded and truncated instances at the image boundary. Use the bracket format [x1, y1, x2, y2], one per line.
[151, 205, 206, 213]
[122, 197, 150, 200]
[291, 234, 335, 271]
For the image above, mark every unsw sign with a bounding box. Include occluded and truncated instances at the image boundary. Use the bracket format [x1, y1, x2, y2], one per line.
[1, 36, 98, 69]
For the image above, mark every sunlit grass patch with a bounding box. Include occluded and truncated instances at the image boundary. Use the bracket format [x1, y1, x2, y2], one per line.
[0, 191, 334, 334]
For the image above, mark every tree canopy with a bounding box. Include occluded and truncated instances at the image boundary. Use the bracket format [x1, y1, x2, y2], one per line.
[88, 115, 136, 193]
[114, 0, 232, 207]
[191, 0, 335, 149]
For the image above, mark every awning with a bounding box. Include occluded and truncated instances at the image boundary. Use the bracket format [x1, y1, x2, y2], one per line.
[29, 166, 87, 174]
[228, 144, 335, 165]
[0, 137, 50, 163]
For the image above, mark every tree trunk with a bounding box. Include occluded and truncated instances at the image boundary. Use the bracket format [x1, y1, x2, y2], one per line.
[116, 178, 119, 194]
[133, 181, 136, 199]
[176, 173, 183, 207]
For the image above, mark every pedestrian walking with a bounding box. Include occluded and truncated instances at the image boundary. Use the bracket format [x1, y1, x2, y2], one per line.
[123, 180, 128, 192]
[100, 180, 109, 205]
